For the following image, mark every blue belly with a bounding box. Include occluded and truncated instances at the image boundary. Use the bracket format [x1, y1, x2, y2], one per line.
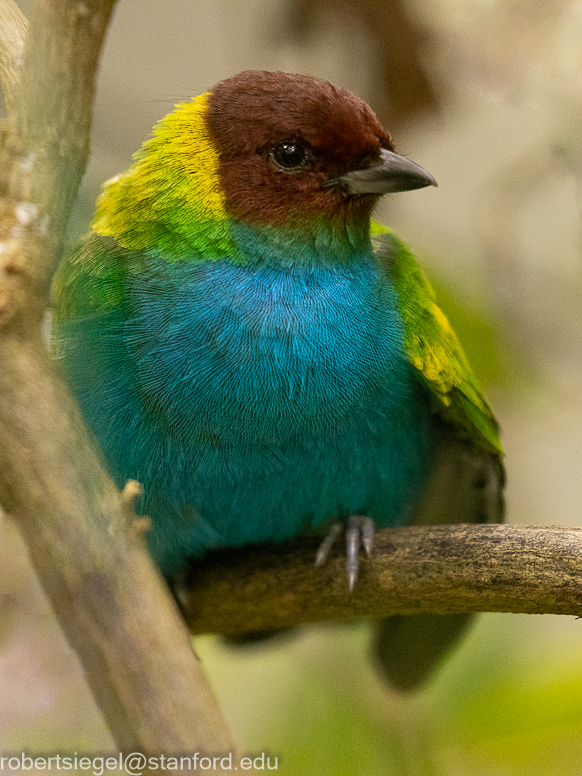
[61, 254, 435, 574]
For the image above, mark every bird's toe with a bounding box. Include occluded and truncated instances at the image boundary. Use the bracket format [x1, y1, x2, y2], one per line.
[315, 515, 375, 592]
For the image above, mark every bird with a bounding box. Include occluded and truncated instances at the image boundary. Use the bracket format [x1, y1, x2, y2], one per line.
[53, 70, 504, 689]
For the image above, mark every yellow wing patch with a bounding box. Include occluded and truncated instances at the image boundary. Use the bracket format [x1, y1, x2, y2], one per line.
[372, 222, 502, 454]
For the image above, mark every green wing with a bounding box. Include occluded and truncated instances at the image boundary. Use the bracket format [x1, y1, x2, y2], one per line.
[372, 223, 502, 456]
[51, 233, 130, 398]
[371, 223, 505, 690]
[52, 233, 127, 323]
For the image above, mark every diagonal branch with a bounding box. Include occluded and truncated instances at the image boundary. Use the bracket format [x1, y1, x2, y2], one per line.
[180, 524, 582, 635]
[0, 1, 239, 767]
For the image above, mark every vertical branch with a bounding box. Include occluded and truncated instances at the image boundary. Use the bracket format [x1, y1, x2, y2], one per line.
[0, 1, 239, 768]
[0, 0, 26, 113]
[1, 0, 114, 304]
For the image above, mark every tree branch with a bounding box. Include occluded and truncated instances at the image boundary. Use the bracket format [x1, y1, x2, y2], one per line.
[0, 1, 239, 768]
[180, 524, 582, 634]
[0, 0, 26, 113]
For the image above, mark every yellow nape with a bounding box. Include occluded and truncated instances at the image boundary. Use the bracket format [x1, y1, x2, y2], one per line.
[91, 92, 228, 249]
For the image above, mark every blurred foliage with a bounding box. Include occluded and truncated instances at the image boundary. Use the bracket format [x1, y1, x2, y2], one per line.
[196, 613, 582, 776]
[286, 0, 439, 127]
[430, 274, 506, 388]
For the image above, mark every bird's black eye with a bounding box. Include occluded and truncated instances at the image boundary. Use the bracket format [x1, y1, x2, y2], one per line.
[270, 141, 310, 171]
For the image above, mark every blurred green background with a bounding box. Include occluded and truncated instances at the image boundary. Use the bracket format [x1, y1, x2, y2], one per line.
[2, 1, 582, 773]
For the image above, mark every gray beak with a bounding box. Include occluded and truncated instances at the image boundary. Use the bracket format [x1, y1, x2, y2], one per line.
[332, 148, 437, 195]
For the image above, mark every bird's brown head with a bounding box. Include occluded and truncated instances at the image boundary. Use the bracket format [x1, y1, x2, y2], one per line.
[206, 70, 435, 230]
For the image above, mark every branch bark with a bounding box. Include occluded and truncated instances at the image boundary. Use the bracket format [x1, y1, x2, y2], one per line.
[180, 524, 582, 634]
[0, 0, 26, 113]
[0, 2, 238, 769]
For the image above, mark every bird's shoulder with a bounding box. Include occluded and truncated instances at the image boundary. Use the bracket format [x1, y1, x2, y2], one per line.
[53, 233, 128, 322]
[372, 222, 502, 456]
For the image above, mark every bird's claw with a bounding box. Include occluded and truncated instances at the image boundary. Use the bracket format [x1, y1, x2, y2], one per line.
[315, 522, 342, 567]
[315, 515, 375, 593]
[346, 515, 375, 592]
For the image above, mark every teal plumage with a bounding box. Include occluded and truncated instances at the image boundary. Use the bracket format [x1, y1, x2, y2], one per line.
[53, 71, 504, 688]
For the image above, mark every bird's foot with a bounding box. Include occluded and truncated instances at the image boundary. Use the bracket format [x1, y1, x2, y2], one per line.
[315, 515, 375, 593]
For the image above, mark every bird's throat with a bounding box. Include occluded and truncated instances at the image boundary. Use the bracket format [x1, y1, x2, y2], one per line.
[229, 214, 372, 270]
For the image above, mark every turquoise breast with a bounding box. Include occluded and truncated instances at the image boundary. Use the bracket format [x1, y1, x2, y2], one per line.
[62, 250, 436, 574]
